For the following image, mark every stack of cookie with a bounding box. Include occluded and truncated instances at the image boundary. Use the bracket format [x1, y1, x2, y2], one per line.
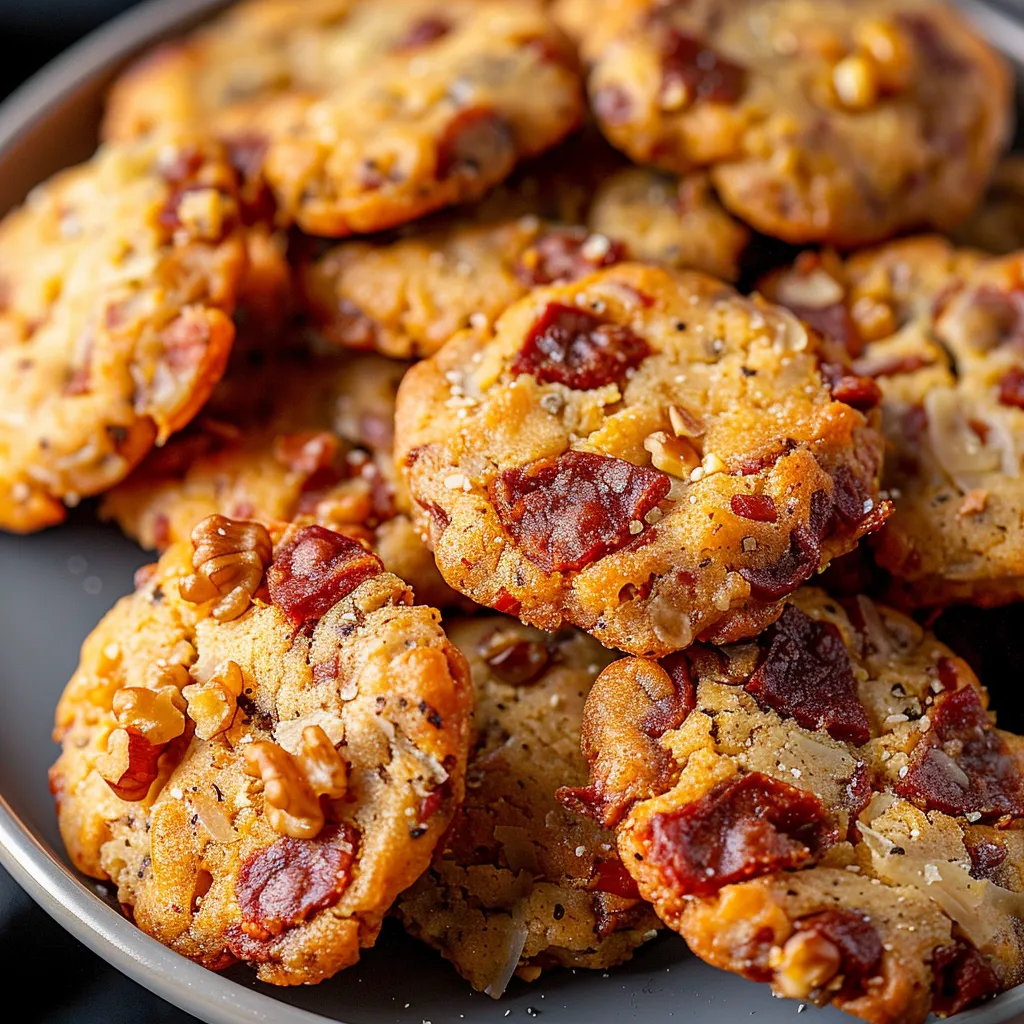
[16, 0, 1024, 1019]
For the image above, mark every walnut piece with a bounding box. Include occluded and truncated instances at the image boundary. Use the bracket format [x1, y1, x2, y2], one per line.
[112, 685, 186, 745]
[96, 728, 163, 801]
[179, 514, 273, 621]
[97, 686, 186, 801]
[773, 929, 843, 999]
[243, 726, 348, 839]
[644, 430, 701, 478]
[182, 660, 244, 740]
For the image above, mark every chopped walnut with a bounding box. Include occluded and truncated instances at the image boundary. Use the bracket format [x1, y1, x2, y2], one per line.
[96, 728, 163, 802]
[832, 54, 878, 110]
[112, 685, 186, 745]
[182, 660, 244, 740]
[773, 929, 842, 999]
[243, 726, 348, 839]
[644, 430, 701, 478]
[179, 514, 273, 621]
[959, 489, 989, 517]
[668, 403, 704, 439]
[854, 18, 912, 92]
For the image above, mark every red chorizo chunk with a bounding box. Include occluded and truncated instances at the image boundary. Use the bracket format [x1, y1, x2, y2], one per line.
[747, 605, 870, 745]
[237, 826, 358, 938]
[511, 303, 651, 390]
[896, 685, 1024, 821]
[640, 772, 836, 896]
[491, 450, 670, 574]
[268, 525, 385, 626]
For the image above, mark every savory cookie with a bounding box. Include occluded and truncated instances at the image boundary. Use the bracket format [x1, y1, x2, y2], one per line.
[299, 219, 628, 360]
[953, 155, 1024, 255]
[50, 515, 473, 985]
[0, 137, 245, 533]
[103, 0, 583, 236]
[397, 615, 659, 994]
[395, 262, 888, 657]
[554, 0, 1011, 246]
[101, 350, 457, 609]
[587, 168, 750, 284]
[763, 237, 1024, 608]
[300, 164, 750, 360]
[564, 587, 1024, 1023]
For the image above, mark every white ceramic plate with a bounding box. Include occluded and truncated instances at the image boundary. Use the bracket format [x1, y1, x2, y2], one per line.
[2, 2, 1024, 1022]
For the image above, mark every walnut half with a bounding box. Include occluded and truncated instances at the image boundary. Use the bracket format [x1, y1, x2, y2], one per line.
[179, 514, 273, 621]
[243, 726, 348, 839]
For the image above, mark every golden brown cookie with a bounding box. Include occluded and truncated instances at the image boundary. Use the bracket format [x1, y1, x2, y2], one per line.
[555, 0, 1011, 247]
[565, 588, 1024, 1023]
[103, 0, 583, 236]
[101, 350, 457, 609]
[396, 262, 888, 657]
[0, 137, 246, 533]
[587, 168, 750, 283]
[299, 218, 629, 360]
[299, 136, 750, 360]
[50, 516, 473, 985]
[397, 615, 659, 993]
[300, 172, 751, 361]
[763, 237, 1024, 608]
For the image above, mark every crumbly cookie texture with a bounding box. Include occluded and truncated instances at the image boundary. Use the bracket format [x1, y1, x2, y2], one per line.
[0, 137, 246, 533]
[103, 0, 583, 236]
[101, 349, 457, 608]
[763, 237, 1024, 608]
[554, 0, 1011, 247]
[50, 516, 473, 985]
[397, 616, 659, 994]
[300, 161, 750, 360]
[953, 156, 1024, 255]
[396, 262, 888, 657]
[565, 588, 1024, 1023]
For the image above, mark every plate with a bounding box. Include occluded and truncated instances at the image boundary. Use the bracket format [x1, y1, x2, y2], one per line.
[1, 2, 1023, 1022]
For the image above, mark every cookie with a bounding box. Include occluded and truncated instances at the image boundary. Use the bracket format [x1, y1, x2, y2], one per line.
[762, 237, 1024, 608]
[103, 0, 583, 237]
[50, 515, 473, 985]
[299, 217, 629, 360]
[101, 349, 458, 609]
[397, 616, 659, 993]
[564, 587, 1024, 1023]
[587, 169, 750, 284]
[953, 156, 1024, 255]
[555, 0, 1011, 247]
[300, 163, 750, 360]
[0, 137, 246, 533]
[395, 262, 888, 657]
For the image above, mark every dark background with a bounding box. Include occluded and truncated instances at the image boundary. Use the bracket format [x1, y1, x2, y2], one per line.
[3, 1, 1024, 1022]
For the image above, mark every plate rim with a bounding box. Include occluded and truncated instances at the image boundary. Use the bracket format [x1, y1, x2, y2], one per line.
[2, 0, 1024, 1022]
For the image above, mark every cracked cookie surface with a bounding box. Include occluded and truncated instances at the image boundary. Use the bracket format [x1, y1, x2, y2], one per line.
[566, 587, 1024, 1023]
[396, 262, 887, 657]
[0, 137, 245, 533]
[397, 615, 658, 994]
[103, 0, 583, 236]
[763, 237, 1024, 608]
[50, 516, 473, 985]
[555, 0, 1011, 247]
